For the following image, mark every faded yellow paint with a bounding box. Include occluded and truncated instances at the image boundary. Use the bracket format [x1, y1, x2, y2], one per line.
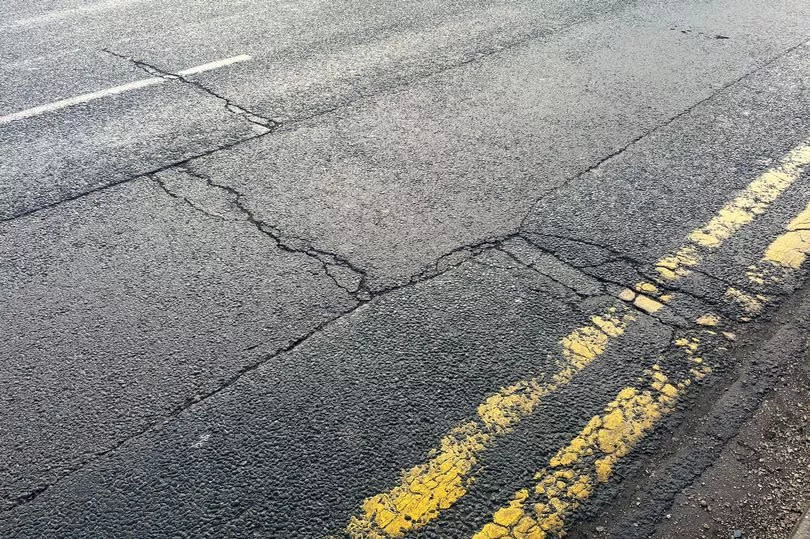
[618, 288, 636, 302]
[695, 314, 719, 326]
[654, 141, 810, 280]
[674, 336, 714, 382]
[346, 308, 635, 537]
[727, 200, 810, 316]
[725, 287, 767, 315]
[674, 337, 698, 352]
[476, 488, 546, 539]
[763, 202, 810, 269]
[765, 231, 810, 268]
[473, 364, 710, 539]
[634, 282, 660, 295]
[745, 265, 768, 285]
[633, 294, 664, 314]
[743, 202, 810, 287]
[346, 142, 810, 538]
[591, 315, 625, 337]
[689, 207, 756, 248]
[655, 245, 700, 281]
[560, 326, 609, 368]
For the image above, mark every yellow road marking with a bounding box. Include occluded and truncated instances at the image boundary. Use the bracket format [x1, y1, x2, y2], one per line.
[757, 201, 810, 272]
[347, 139, 810, 538]
[618, 288, 636, 302]
[617, 284, 667, 314]
[655, 141, 810, 281]
[635, 282, 660, 295]
[632, 294, 664, 314]
[725, 287, 767, 317]
[473, 352, 711, 539]
[346, 307, 635, 538]
[695, 313, 720, 326]
[729, 201, 810, 315]
[764, 216, 810, 268]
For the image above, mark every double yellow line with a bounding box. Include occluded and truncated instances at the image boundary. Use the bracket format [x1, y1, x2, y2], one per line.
[346, 305, 637, 538]
[728, 200, 810, 317]
[472, 336, 714, 539]
[345, 139, 810, 538]
[473, 181, 810, 538]
[655, 143, 810, 282]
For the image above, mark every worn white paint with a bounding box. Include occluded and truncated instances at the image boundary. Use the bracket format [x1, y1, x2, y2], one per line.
[0, 54, 251, 125]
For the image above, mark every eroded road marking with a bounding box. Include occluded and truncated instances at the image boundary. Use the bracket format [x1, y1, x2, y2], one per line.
[727, 200, 810, 316]
[345, 307, 636, 538]
[345, 139, 810, 538]
[473, 356, 712, 539]
[751, 200, 810, 277]
[0, 54, 252, 125]
[472, 196, 810, 536]
[655, 141, 810, 281]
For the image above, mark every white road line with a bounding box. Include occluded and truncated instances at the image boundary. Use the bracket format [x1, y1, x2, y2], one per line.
[0, 77, 165, 125]
[0, 54, 252, 126]
[177, 54, 252, 76]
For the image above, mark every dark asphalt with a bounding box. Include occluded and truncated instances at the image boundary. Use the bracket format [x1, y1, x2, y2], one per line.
[1, 0, 809, 537]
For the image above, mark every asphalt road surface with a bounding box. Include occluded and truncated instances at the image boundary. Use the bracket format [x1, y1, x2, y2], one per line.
[2, 0, 810, 537]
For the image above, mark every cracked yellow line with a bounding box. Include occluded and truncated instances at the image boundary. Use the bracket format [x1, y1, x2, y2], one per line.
[473, 353, 711, 539]
[471, 143, 810, 536]
[728, 200, 810, 315]
[346, 307, 635, 538]
[346, 293, 677, 538]
[655, 140, 810, 281]
[345, 139, 810, 538]
[346, 143, 810, 538]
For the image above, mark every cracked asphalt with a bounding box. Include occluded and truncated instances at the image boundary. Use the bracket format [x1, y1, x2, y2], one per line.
[1, 0, 809, 537]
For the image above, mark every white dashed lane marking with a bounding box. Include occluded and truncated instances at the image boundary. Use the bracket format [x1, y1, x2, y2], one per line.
[0, 54, 252, 125]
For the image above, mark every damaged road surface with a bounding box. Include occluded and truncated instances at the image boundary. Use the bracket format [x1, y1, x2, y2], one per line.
[1, 0, 809, 537]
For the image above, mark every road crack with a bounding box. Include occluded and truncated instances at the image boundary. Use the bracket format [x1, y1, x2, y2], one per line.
[152, 168, 369, 300]
[516, 38, 810, 232]
[522, 232, 784, 309]
[101, 48, 276, 132]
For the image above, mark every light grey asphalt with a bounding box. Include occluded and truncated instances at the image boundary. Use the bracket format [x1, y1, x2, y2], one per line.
[1, 0, 809, 537]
